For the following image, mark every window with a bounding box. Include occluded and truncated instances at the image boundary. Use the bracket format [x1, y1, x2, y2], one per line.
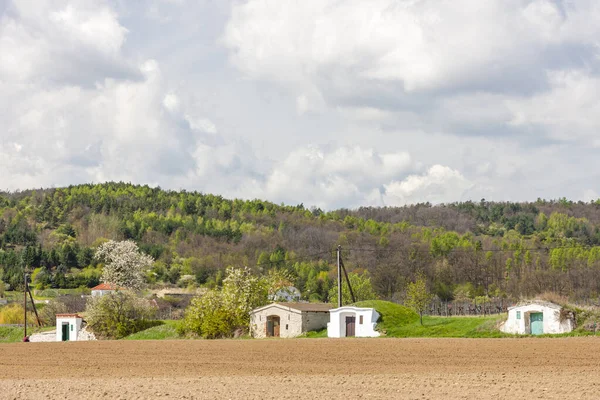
[359, 315, 363, 324]
[516, 311, 521, 320]
[70, 324, 74, 331]
[286, 324, 288, 330]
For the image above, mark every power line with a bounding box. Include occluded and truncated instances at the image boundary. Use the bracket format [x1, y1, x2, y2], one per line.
[248, 243, 600, 269]
[344, 244, 600, 254]
[253, 250, 334, 268]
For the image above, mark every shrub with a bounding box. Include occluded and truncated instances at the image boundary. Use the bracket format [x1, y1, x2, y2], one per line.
[180, 267, 270, 338]
[0, 304, 37, 324]
[40, 295, 87, 326]
[179, 291, 238, 339]
[85, 291, 157, 339]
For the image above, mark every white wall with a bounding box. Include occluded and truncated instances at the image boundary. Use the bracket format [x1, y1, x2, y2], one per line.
[55, 316, 83, 341]
[91, 289, 113, 297]
[500, 304, 573, 334]
[327, 307, 380, 338]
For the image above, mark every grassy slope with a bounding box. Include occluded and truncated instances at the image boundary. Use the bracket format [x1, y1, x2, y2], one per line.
[388, 315, 510, 338]
[354, 300, 510, 338]
[0, 326, 55, 343]
[0, 326, 24, 343]
[123, 320, 181, 340]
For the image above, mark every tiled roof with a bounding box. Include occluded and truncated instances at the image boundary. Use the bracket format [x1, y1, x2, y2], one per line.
[56, 313, 82, 318]
[91, 283, 119, 291]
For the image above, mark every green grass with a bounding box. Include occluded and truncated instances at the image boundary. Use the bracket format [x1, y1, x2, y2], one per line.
[123, 320, 181, 340]
[0, 326, 54, 343]
[353, 300, 512, 338]
[386, 315, 511, 338]
[303, 329, 327, 338]
[355, 300, 419, 326]
[0, 326, 24, 343]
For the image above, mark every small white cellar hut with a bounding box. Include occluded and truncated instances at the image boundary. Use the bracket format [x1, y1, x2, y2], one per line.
[327, 306, 380, 338]
[500, 300, 574, 335]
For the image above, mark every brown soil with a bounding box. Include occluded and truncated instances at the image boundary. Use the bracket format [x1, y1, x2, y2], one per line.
[1, 337, 600, 399]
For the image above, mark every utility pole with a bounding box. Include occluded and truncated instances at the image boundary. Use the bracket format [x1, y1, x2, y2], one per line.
[23, 271, 27, 341]
[337, 245, 342, 308]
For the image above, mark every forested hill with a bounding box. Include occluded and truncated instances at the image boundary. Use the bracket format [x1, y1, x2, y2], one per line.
[2, 182, 600, 302]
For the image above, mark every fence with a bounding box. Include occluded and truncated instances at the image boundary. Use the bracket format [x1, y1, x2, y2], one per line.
[425, 298, 515, 317]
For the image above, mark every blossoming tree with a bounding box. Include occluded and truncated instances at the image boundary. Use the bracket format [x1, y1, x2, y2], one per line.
[94, 240, 154, 290]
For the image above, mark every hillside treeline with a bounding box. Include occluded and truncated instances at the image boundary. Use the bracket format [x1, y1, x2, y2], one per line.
[2, 183, 600, 302]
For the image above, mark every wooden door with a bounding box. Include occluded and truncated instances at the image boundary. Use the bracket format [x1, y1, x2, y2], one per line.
[267, 316, 280, 337]
[530, 312, 543, 335]
[345, 316, 356, 337]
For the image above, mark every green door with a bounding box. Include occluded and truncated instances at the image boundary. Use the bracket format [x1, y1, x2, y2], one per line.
[62, 323, 70, 341]
[530, 313, 544, 335]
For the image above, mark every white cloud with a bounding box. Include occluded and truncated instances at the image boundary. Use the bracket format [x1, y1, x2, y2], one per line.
[257, 145, 468, 209]
[224, 0, 600, 95]
[0, 0, 136, 85]
[186, 116, 218, 135]
[3, 0, 600, 209]
[383, 165, 473, 206]
[506, 70, 600, 143]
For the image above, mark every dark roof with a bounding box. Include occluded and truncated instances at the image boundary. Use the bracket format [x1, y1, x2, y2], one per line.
[276, 302, 332, 312]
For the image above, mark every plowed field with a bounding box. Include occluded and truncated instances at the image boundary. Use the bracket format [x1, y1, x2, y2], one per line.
[1, 338, 600, 399]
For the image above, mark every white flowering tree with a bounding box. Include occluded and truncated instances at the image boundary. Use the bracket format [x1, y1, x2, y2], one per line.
[95, 240, 154, 291]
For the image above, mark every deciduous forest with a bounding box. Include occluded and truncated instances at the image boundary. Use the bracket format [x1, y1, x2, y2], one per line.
[2, 182, 600, 303]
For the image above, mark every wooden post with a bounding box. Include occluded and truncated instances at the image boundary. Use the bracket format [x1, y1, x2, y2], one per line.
[23, 272, 27, 340]
[337, 245, 342, 308]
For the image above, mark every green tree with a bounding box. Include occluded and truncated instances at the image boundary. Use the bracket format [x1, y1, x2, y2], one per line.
[328, 271, 378, 306]
[405, 273, 433, 326]
[181, 267, 291, 338]
[181, 267, 268, 338]
[61, 244, 78, 268]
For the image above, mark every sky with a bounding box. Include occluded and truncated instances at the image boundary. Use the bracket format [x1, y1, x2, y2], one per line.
[1, 0, 600, 209]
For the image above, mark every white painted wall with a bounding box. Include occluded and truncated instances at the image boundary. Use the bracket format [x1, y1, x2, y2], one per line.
[91, 289, 114, 297]
[55, 316, 83, 341]
[500, 303, 573, 335]
[327, 307, 380, 338]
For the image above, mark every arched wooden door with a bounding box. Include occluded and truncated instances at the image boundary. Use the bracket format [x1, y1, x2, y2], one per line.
[266, 315, 281, 337]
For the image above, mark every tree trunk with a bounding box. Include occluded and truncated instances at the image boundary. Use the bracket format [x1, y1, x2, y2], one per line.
[420, 312, 423, 326]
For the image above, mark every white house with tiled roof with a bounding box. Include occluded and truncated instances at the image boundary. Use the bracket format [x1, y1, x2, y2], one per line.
[91, 283, 123, 297]
[250, 302, 332, 338]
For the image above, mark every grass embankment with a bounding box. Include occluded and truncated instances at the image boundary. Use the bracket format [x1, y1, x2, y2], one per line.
[123, 320, 181, 340]
[0, 326, 25, 343]
[0, 326, 55, 343]
[354, 300, 510, 338]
